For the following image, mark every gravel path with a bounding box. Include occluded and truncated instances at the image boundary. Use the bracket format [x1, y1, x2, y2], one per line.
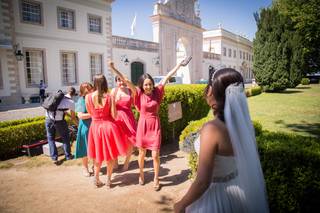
[0, 144, 191, 213]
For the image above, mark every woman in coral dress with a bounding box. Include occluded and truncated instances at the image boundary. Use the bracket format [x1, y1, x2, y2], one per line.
[111, 76, 137, 171]
[108, 57, 191, 190]
[74, 82, 94, 177]
[86, 75, 128, 188]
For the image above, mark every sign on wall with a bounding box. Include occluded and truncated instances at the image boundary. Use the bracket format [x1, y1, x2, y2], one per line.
[168, 101, 182, 122]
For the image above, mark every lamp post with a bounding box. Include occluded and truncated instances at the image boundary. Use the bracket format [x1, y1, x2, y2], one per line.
[14, 44, 24, 61]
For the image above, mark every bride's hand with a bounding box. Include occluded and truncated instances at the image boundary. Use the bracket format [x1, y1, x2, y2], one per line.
[173, 201, 185, 213]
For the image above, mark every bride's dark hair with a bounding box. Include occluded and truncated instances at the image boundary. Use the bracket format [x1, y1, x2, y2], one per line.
[205, 68, 244, 121]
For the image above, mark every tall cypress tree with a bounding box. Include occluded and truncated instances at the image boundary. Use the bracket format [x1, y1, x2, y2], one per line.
[253, 7, 304, 91]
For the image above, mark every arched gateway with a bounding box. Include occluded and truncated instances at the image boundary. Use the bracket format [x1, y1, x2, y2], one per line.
[151, 0, 204, 83]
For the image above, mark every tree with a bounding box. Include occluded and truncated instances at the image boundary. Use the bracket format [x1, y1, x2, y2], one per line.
[253, 6, 304, 91]
[275, 0, 320, 74]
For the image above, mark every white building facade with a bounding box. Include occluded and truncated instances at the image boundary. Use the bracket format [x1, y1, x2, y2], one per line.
[203, 28, 254, 82]
[0, 0, 254, 105]
[0, 0, 114, 104]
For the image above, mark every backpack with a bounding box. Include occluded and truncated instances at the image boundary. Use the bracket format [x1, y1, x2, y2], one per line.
[42, 90, 65, 112]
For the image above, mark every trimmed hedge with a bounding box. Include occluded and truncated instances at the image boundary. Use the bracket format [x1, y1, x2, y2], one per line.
[0, 85, 209, 158]
[0, 116, 45, 128]
[245, 86, 262, 97]
[159, 84, 210, 144]
[258, 131, 320, 212]
[301, 78, 310, 85]
[0, 120, 46, 158]
[179, 118, 320, 213]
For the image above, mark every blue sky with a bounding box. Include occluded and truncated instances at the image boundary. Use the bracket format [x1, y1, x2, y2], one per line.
[112, 0, 272, 41]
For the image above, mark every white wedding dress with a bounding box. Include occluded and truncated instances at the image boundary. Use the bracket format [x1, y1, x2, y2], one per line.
[186, 139, 247, 213]
[186, 83, 269, 213]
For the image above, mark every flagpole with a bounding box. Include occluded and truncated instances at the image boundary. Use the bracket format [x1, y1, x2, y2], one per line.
[130, 12, 137, 38]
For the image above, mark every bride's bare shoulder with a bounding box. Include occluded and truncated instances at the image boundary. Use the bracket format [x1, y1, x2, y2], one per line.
[202, 119, 226, 132]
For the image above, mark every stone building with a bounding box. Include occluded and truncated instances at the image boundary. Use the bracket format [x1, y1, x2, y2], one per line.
[0, 0, 253, 105]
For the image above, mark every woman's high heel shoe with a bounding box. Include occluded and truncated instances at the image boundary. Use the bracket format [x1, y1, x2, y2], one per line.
[138, 176, 144, 185]
[153, 179, 160, 191]
[106, 179, 112, 189]
[93, 179, 104, 188]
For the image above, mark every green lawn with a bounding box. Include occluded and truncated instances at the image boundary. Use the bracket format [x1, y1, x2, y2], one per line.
[248, 84, 320, 138]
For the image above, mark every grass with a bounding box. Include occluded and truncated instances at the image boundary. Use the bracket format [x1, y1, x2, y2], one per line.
[248, 84, 320, 138]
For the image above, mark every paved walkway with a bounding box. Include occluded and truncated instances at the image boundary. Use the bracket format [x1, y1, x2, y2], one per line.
[0, 103, 45, 121]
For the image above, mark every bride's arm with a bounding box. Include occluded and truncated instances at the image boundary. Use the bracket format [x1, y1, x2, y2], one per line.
[174, 123, 219, 212]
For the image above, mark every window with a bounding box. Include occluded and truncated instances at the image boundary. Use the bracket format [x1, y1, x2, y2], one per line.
[249, 54, 251, 61]
[61, 52, 77, 85]
[57, 7, 75, 30]
[20, 0, 42, 25]
[228, 49, 231, 57]
[246, 52, 249, 60]
[88, 14, 102, 33]
[222, 47, 226, 56]
[24, 49, 45, 87]
[233, 50, 236, 58]
[90, 54, 103, 80]
[240, 51, 242, 59]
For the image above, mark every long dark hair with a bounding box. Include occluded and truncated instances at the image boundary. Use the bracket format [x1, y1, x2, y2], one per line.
[93, 74, 108, 104]
[137, 73, 155, 92]
[205, 68, 244, 121]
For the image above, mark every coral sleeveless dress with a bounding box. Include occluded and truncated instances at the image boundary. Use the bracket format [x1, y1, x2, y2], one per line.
[135, 85, 164, 151]
[115, 89, 137, 145]
[87, 93, 128, 163]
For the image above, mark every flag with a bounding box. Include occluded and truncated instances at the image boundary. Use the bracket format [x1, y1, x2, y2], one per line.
[130, 13, 137, 36]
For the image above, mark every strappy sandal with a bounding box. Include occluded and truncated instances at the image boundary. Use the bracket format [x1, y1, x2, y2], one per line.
[153, 179, 160, 191]
[106, 179, 112, 189]
[93, 179, 104, 188]
[138, 176, 145, 185]
[82, 168, 91, 177]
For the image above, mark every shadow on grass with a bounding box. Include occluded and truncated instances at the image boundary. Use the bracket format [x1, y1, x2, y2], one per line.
[295, 86, 311, 89]
[274, 120, 320, 138]
[278, 90, 303, 94]
[286, 122, 320, 138]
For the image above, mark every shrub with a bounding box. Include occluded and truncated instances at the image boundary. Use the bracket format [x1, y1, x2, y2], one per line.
[258, 132, 320, 213]
[301, 78, 310, 85]
[0, 120, 46, 158]
[245, 86, 262, 97]
[159, 85, 210, 144]
[0, 116, 45, 128]
[0, 116, 72, 159]
[250, 86, 262, 96]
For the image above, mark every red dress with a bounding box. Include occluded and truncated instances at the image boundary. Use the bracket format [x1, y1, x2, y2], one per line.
[115, 90, 137, 145]
[135, 85, 164, 151]
[87, 93, 128, 163]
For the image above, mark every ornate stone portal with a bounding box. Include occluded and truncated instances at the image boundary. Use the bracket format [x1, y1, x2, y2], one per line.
[151, 0, 204, 83]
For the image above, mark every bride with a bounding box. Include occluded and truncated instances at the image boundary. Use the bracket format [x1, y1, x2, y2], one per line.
[174, 68, 269, 213]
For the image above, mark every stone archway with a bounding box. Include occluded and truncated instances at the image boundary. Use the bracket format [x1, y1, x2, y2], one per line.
[151, 0, 204, 83]
[176, 38, 191, 83]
